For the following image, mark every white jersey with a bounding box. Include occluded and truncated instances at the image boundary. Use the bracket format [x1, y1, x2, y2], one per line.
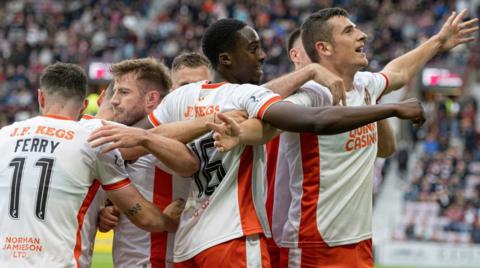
[148, 81, 281, 262]
[75, 115, 108, 268]
[274, 72, 389, 248]
[112, 154, 191, 268]
[0, 115, 130, 268]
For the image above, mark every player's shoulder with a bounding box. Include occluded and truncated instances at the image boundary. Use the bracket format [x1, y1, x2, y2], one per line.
[297, 80, 332, 101]
[354, 71, 378, 85]
[300, 80, 330, 92]
[78, 117, 104, 132]
[79, 118, 122, 131]
[172, 80, 206, 94]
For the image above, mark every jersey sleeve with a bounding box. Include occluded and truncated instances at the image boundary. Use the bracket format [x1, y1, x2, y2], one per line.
[93, 146, 131, 191]
[147, 89, 181, 126]
[234, 84, 282, 119]
[285, 81, 329, 107]
[358, 72, 389, 102]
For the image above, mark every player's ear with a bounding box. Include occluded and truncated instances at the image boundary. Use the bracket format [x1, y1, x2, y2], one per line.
[289, 48, 299, 64]
[145, 90, 161, 109]
[218, 52, 232, 66]
[37, 89, 45, 110]
[97, 89, 106, 107]
[79, 99, 89, 115]
[315, 40, 333, 58]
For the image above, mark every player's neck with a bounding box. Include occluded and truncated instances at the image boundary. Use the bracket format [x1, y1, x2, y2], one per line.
[324, 62, 357, 91]
[214, 70, 239, 84]
[41, 105, 81, 121]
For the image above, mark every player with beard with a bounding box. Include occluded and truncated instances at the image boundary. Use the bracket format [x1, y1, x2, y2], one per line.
[89, 19, 424, 267]
[0, 63, 184, 267]
[209, 9, 477, 268]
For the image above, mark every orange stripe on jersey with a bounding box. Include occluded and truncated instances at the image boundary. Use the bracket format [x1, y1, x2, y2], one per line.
[265, 137, 280, 230]
[102, 178, 131, 191]
[43, 114, 75, 121]
[151, 167, 173, 267]
[237, 146, 264, 235]
[298, 133, 326, 246]
[148, 113, 161, 127]
[376, 72, 390, 102]
[81, 114, 95, 120]
[74, 180, 101, 268]
[256, 96, 282, 119]
[201, 81, 227, 89]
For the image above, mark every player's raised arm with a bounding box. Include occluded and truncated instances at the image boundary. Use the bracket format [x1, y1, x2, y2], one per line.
[106, 185, 185, 233]
[262, 98, 425, 135]
[381, 9, 478, 92]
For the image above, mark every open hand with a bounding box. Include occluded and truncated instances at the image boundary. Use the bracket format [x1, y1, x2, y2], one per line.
[88, 120, 148, 153]
[435, 9, 479, 51]
[206, 113, 242, 152]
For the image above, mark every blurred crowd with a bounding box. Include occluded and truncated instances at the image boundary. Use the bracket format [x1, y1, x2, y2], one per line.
[0, 0, 478, 127]
[395, 96, 480, 244]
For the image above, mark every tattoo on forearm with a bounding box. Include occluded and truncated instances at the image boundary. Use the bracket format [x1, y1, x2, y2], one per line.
[127, 203, 142, 217]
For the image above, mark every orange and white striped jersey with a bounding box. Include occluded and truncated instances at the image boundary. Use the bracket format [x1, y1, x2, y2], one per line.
[112, 154, 191, 268]
[273, 72, 389, 248]
[0, 115, 130, 267]
[76, 115, 110, 268]
[148, 81, 281, 262]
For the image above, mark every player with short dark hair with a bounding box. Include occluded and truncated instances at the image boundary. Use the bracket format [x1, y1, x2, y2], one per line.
[0, 62, 184, 267]
[171, 52, 212, 90]
[89, 18, 424, 267]
[215, 8, 477, 268]
[161, 18, 424, 266]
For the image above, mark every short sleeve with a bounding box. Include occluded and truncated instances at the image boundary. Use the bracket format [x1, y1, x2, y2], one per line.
[285, 81, 330, 107]
[356, 72, 389, 102]
[234, 84, 281, 119]
[94, 146, 131, 191]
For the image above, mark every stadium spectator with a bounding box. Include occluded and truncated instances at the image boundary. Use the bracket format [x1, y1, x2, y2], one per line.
[0, 0, 475, 127]
[398, 96, 480, 244]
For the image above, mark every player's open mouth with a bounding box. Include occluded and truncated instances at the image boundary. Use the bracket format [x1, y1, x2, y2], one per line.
[355, 45, 364, 53]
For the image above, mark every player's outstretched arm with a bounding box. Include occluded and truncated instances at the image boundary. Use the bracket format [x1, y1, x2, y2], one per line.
[382, 9, 478, 92]
[262, 63, 346, 105]
[106, 185, 185, 232]
[145, 110, 248, 143]
[206, 113, 280, 152]
[89, 122, 199, 177]
[262, 98, 425, 135]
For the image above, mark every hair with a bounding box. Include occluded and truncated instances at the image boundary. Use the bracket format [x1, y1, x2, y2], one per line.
[40, 62, 88, 101]
[286, 28, 301, 53]
[301, 7, 349, 62]
[202, 19, 247, 68]
[110, 57, 171, 94]
[105, 81, 115, 100]
[172, 52, 211, 72]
